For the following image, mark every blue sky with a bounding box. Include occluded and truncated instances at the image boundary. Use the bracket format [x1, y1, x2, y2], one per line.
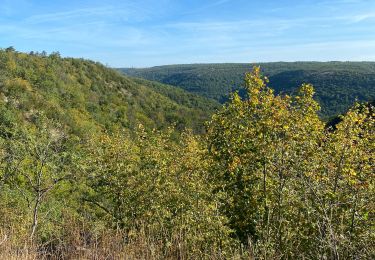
[0, 0, 374, 67]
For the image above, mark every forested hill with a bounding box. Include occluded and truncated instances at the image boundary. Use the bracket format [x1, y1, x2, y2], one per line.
[1, 51, 373, 259]
[120, 62, 375, 118]
[0, 49, 219, 137]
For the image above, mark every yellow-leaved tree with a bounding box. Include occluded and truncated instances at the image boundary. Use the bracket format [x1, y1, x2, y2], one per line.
[207, 67, 374, 259]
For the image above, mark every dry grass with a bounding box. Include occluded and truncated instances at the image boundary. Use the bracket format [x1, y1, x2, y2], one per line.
[0, 228, 249, 260]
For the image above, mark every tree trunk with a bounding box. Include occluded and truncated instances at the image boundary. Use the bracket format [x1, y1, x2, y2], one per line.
[30, 193, 42, 240]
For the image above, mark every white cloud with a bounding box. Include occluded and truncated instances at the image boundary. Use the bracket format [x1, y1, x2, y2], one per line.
[25, 7, 120, 24]
[348, 12, 375, 23]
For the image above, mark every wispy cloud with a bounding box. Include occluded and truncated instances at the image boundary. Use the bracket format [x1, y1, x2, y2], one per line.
[348, 12, 375, 23]
[181, 0, 231, 15]
[166, 11, 375, 34]
[209, 0, 231, 8]
[165, 19, 293, 34]
[23, 2, 159, 25]
[1, 0, 374, 66]
[25, 7, 120, 24]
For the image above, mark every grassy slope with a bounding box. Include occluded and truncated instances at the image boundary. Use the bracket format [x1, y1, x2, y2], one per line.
[120, 62, 375, 118]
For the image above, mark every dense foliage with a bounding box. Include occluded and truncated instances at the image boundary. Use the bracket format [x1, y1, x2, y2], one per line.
[0, 48, 219, 137]
[120, 62, 375, 118]
[207, 67, 374, 258]
[0, 50, 373, 259]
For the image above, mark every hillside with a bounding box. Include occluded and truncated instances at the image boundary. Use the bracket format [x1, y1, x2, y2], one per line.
[0, 52, 373, 259]
[120, 62, 375, 118]
[0, 49, 220, 137]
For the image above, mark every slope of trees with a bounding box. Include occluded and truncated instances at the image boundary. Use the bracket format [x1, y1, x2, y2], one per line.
[0, 51, 373, 259]
[120, 62, 375, 118]
[0, 49, 219, 137]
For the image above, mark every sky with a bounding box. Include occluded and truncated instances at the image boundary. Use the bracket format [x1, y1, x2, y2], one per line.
[0, 0, 374, 67]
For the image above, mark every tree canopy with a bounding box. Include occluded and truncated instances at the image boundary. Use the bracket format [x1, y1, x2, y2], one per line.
[0, 50, 373, 259]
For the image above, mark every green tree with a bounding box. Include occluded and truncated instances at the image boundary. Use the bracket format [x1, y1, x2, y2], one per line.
[207, 67, 374, 258]
[83, 126, 234, 257]
[3, 114, 78, 241]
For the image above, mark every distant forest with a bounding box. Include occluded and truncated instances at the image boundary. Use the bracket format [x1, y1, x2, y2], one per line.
[120, 62, 375, 119]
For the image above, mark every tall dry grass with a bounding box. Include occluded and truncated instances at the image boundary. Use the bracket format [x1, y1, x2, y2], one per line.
[0, 226, 251, 260]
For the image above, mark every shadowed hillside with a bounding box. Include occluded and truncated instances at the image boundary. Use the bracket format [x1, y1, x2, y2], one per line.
[120, 62, 375, 118]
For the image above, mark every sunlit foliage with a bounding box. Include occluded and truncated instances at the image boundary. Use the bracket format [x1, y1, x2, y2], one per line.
[207, 67, 374, 259]
[0, 49, 373, 259]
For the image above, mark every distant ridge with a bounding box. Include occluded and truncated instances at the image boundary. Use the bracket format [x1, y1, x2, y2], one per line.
[119, 62, 375, 118]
